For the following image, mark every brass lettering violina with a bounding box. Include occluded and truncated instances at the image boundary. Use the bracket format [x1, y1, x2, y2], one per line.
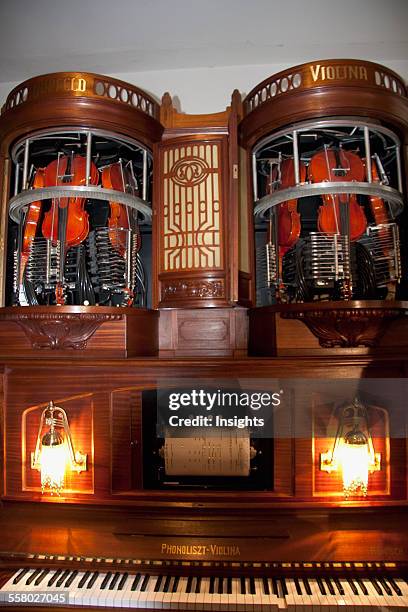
[310, 63, 368, 83]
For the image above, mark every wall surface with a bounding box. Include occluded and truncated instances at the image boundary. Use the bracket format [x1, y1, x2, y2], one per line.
[1, 58, 408, 115]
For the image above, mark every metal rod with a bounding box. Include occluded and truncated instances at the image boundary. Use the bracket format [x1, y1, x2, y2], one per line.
[292, 130, 300, 184]
[22, 139, 30, 190]
[396, 145, 403, 193]
[142, 149, 148, 201]
[252, 153, 258, 202]
[85, 132, 92, 186]
[364, 126, 372, 182]
[14, 163, 20, 196]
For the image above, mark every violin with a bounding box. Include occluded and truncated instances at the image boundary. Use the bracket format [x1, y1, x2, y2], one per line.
[42, 154, 98, 246]
[309, 147, 367, 241]
[277, 157, 306, 249]
[102, 160, 140, 306]
[364, 155, 389, 226]
[101, 160, 138, 257]
[21, 167, 45, 275]
[42, 153, 98, 304]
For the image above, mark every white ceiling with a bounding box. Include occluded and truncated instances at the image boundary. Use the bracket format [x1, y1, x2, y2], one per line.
[0, 0, 407, 83]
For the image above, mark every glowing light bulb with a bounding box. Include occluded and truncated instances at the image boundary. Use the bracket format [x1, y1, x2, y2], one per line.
[339, 430, 370, 497]
[39, 430, 67, 495]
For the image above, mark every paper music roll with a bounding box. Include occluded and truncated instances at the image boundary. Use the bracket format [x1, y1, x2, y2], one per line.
[163, 432, 251, 477]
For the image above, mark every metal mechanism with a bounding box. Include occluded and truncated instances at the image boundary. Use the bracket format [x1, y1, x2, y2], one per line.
[253, 118, 405, 305]
[9, 128, 152, 308]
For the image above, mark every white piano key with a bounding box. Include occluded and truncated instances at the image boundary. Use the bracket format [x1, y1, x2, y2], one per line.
[365, 578, 392, 611]
[394, 579, 408, 607]
[173, 576, 188, 610]
[308, 578, 322, 611]
[253, 577, 273, 612]
[299, 579, 314, 611]
[84, 573, 106, 608]
[339, 578, 358, 611]
[346, 578, 367, 609]
[195, 576, 211, 611]
[65, 571, 87, 606]
[120, 573, 137, 609]
[232, 577, 248, 612]
[285, 577, 298, 611]
[112, 573, 130, 608]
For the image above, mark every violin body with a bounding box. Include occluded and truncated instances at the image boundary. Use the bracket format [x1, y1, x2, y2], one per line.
[42, 155, 98, 247]
[22, 167, 45, 264]
[309, 148, 367, 241]
[278, 158, 306, 248]
[365, 158, 389, 226]
[102, 162, 136, 256]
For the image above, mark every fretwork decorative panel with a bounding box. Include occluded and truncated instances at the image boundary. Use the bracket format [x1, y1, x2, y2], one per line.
[162, 142, 222, 271]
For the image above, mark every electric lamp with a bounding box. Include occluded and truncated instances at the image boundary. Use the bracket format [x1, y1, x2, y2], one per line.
[320, 398, 380, 497]
[31, 401, 87, 495]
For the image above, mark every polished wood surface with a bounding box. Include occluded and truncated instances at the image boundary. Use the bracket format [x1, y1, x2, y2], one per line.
[0, 502, 407, 564]
[0, 307, 159, 358]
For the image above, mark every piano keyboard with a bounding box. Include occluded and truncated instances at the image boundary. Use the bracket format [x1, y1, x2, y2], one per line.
[1, 566, 408, 609]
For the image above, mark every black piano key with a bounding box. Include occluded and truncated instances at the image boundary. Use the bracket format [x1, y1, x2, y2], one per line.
[303, 577, 312, 595]
[248, 576, 255, 595]
[387, 576, 402, 596]
[163, 575, 172, 593]
[78, 571, 91, 588]
[209, 576, 216, 594]
[108, 572, 120, 590]
[294, 577, 302, 595]
[356, 578, 368, 595]
[65, 570, 78, 587]
[131, 573, 141, 591]
[195, 576, 201, 593]
[56, 569, 70, 588]
[347, 578, 358, 595]
[118, 572, 128, 591]
[271, 577, 279, 596]
[324, 576, 335, 595]
[154, 575, 163, 592]
[240, 576, 246, 594]
[227, 576, 233, 595]
[34, 569, 49, 586]
[378, 577, 392, 596]
[279, 577, 288, 596]
[172, 575, 180, 592]
[13, 568, 30, 584]
[333, 576, 345, 595]
[262, 577, 270, 595]
[218, 577, 224, 594]
[26, 568, 42, 585]
[140, 574, 150, 591]
[185, 575, 193, 593]
[100, 572, 112, 590]
[48, 569, 62, 587]
[316, 576, 327, 595]
[369, 577, 383, 595]
[87, 572, 98, 589]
